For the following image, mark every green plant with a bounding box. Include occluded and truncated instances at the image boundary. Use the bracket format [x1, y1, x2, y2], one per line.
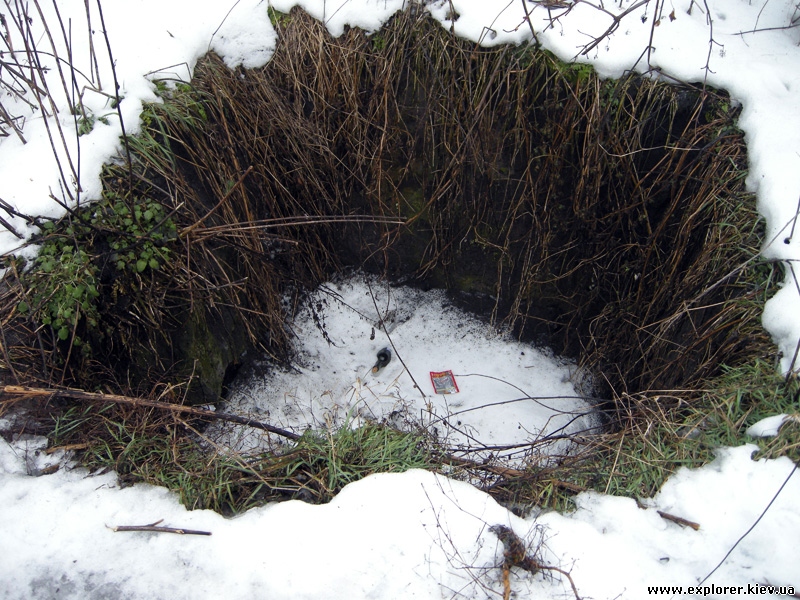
[267, 7, 292, 28]
[17, 193, 176, 352]
[94, 193, 176, 272]
[125, 80, 207, 173]
[66, 408, 439, 513]
[17, 222, 101, 347]
[371, 32, 387, 52]
[52, 403, 110, 441]
[72, 103, 112, 137]
[285, 423, 436, 498]
[698, 360, 800, 462]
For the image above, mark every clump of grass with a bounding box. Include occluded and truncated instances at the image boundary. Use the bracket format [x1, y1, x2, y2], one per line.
[694, 360, 800, 462]
[49, 400, 438, 514]
[492, 357, 798, 513]
[283, 424, 437, 499]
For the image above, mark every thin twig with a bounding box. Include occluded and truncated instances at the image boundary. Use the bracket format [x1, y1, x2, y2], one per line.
[365, 278, 427, 400]
[107, 519, 211, 536]
[657, 510, 700, 530]
[0, 385, 301, 441]
[95, 0, 132, 189]
[699, 460, 798, 584]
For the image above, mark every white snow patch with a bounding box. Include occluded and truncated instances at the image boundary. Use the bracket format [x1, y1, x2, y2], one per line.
[213, 274, 599, 463]
[747, 414, 789, 438]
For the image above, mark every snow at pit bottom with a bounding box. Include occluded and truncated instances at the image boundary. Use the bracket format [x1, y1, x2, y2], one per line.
[210, 274, 600, 462]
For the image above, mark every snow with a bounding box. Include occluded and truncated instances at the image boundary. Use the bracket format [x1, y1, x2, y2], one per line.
[210, 275, 599, 463]
[1, 435, 798, 599]
[2, 0, 800, 598]
[0, 0, 276, 257]
[747, 414, 789, 438]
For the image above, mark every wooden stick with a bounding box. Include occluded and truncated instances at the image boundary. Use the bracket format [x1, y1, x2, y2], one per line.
[45, 442, 90, 454]
[657, 510, 701, 530]
[0, 385, 301, 441]
[107, 519, 211, 536]
[440, 453, 587, 492]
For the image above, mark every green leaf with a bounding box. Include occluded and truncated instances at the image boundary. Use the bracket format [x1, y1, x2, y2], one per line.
[57, 326, 70, 341]
[17, 301, 29, 314]
[148, 258, 159, 270]
[136, 259, 147, 272]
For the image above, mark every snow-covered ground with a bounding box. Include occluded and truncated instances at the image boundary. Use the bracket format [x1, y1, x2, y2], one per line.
[1, 434, 798, 599]
[2, 0, 800, 598]
[210, 274, 599, 464]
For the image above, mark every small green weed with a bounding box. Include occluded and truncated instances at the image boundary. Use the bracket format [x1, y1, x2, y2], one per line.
[72, 103, 112, 137]
[267, 7, 292, 28]
[18, 193, 176, 352]
[18, 221, 101, 348]
[371, 32, 387, 52]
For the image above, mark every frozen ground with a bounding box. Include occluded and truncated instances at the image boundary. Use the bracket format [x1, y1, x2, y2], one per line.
[2, 0, 800, 598]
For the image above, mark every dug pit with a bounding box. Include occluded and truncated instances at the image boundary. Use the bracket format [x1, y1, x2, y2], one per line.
[60, 7, 774, 442]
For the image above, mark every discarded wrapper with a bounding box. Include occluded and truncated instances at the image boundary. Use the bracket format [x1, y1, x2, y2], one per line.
[430, 370, 459, 394]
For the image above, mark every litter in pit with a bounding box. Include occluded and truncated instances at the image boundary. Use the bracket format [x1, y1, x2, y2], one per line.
[430, 371, 459, 394]
[372, 347, 392, 373]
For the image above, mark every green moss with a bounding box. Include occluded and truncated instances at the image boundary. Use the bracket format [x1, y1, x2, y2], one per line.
[176, 309, 248, 404]
[267, 7, 292, 28]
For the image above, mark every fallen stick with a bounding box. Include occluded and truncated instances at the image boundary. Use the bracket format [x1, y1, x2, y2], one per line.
[107, 519, 211, 536]
[45, 442, 90, 454]
[440, 453, 527, 478]
[0, 385, 301, 441]
[657, 510, 701, 530]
